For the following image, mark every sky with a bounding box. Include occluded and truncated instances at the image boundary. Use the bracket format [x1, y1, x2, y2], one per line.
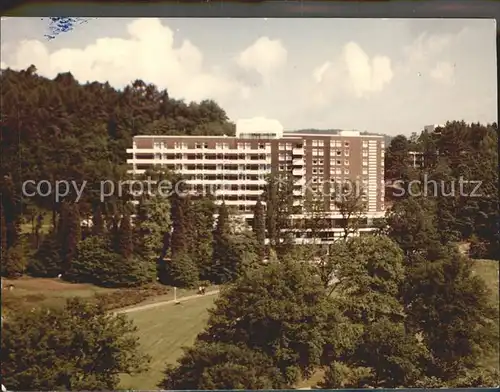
[0, 17, 497, 136]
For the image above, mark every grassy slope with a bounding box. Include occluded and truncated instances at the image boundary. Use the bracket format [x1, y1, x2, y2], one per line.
[119, 294, 217, 390]
[1, 277, 114, 313]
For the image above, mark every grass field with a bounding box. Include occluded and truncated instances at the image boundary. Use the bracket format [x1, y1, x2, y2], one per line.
[119, 294, 217, 390]
[1, 277, 115, 313]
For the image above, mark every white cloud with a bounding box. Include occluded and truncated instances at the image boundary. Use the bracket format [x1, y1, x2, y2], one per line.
[342, 42, 393, 97]
[236, 117, 283, 136]
[403, 32, 453, 66]
[310, 41, 393, 103]
[0, 18, 247, 103]
[236, 37, 287, 78]
[430, 61, 455, 85]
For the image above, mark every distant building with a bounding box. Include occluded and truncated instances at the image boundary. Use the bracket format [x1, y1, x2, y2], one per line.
[126, 120, 386, 244]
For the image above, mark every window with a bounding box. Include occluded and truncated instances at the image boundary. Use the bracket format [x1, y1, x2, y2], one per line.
[344, 141, 350, 147]
[195, 143, 202, 149]
[313, 160, 317, 165]
[362, 141, 368, 147]
[363, 168, 368, 175]
[313, 169, 317, 174]
[363, 160, 368, 166]
[344, 159, 350, 165]
[344, 169, 350, 175]
[319, 159, 324, 165]
[344, 149, 350, 156]
[259, 143, 265, 149]
[286, 143, 292, 149]
[318, 140, 324, 147]
[319, 168, 324, 174]
[363, 150, 368, 157]
[279, 144, 286, 150]
[336, 140, 342, 147]
[336, 168, 342, 174]
[337, 160, 341, 165]
[331, 160, 336, 166]
[336, 150, 342, 156]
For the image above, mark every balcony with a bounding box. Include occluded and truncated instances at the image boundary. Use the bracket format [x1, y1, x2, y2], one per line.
[292, 168, 305, 176]
[292, 147, 304, 155]
[292, 158, 304, 166]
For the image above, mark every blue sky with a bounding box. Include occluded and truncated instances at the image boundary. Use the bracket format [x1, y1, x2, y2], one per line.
[1, 17, 497, 135]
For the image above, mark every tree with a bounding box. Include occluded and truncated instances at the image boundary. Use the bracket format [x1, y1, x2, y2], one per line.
[190, 196, 215, 280]
[133, 194, 171, 262]
[170, 187, 188, 257]
[117, 212, 133, 258]
[351, 317, 428, 387]
[263, 172, 296, 258]
[1, 297, 150, 390]
[66, 235, 151, 287]
[1, 243, 26, 278]
[212, 230, 260, 283]
[57, 201, 81, 272]
[91, 204, 105, 236]
[321, 361, 374, 389]
[252, 199, 266, 260]
[403, 247, 498, 381]
[385, 135, 411, 178]
[329, 235, 406, 324]
[159, 342, 285, 390]
[28, 232, 62, 277]
[163, 252, 199, 288]
[332, 182, 367, 240]
[211, 202, 231, 283]
[193, 259, 355, 385]
[386, 195, 440, 259]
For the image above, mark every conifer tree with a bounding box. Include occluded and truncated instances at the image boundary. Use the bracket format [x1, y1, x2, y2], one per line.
[170, 192, 188, 257]
[92, 204, 105, 236]
[252, 199, 266, 260]
[212, 202, 232, 283]
[192, 196, 216, 280]
[117, 212, 133, 259]
[57, 202, 81, 273]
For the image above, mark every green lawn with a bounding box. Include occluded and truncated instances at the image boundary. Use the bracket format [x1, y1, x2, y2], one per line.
[1, 277, 115, 314]
[120, 294, 217, 390]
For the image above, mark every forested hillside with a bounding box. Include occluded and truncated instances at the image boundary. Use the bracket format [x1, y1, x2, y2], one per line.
[1, 65, 235, 215]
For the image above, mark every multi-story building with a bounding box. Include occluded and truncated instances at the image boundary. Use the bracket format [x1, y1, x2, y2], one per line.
[126, 120, 385, 243]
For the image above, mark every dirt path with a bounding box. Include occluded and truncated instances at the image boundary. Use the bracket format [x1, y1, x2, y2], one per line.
[115, 290, 220, 314]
